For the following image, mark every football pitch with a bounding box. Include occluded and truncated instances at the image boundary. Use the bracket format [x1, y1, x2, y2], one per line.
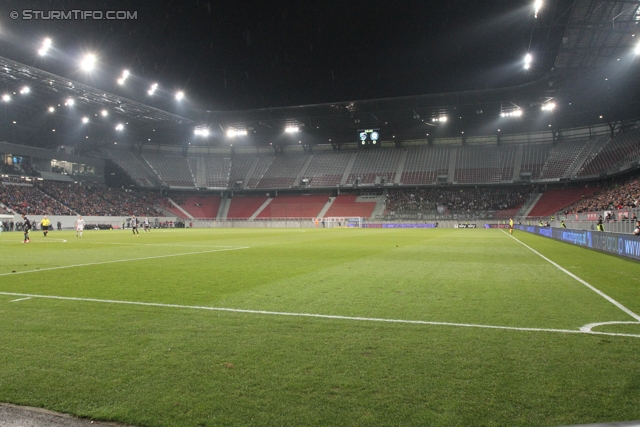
[1, 227, 639, 427]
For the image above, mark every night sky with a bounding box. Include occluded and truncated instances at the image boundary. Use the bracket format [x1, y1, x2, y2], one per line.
[0, 0, 553, 113]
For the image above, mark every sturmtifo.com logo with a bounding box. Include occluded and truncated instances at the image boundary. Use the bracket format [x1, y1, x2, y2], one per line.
[10, 10, 138, 20]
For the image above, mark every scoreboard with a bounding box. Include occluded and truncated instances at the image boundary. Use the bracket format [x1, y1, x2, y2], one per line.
[358, 129, 380, 148]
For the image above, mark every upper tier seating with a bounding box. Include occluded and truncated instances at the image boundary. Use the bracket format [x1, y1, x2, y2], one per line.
[346, 150, 402, 185]
[401, 146, 450, 185]
[521, 144, 552, 179]
[305, 153, 351, 187]
[538, 139, 590, 180]
[143, 154, 195, 188]
[256, 155, 308, 188]
[107, 132, 639, 191]
[246, 157, 275, 188]
[228, 156, 256, 187]
[106, 149, 160, 187]
[454, 146, 517, 183]
[578, 132, 640, 177]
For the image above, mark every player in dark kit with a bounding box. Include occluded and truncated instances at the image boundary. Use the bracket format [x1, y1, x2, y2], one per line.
[131, 215, 140, 236]
[21, 214, 31, 243]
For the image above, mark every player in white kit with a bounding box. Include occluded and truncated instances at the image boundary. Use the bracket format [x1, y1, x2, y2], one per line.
[75, 216, 85, 238]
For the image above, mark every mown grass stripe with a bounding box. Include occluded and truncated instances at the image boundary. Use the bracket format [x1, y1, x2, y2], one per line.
[503, 230, 640, 322]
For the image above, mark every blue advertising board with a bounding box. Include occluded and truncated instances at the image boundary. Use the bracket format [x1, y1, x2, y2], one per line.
[514, 225, 640, 261]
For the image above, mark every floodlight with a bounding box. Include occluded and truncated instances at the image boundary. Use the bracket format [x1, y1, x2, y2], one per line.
[80, 54, 96, 71]
[65, 98, 74, 106]
[541, 102, 556, 112]
[115, 123, 124, 131]
[117, 69, 130, 85]
[635, 42, 640, 55]
[500, 108, 523, 118]
[148, 83, 158, 95]
[19, 86, 30, 94]
[227, 129, 247, 137]
[101, 109, 108, 117]
[2, 94, 10, 102]
[524, 53, 533, 69]
[175, 91, 184, 101]
[82, 117, 89, 124]
[194, 127, 210, 137]
[534, 0, 542, 18]
[48, 106, 55, 113]
[38, 38, 52, 56]
[285, 126, 300, 133]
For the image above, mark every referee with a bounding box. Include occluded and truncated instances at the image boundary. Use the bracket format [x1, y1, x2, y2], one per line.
[41, 215, 51, 237]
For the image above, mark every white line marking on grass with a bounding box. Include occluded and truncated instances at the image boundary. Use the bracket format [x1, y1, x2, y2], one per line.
[502, 230, 640, 322]
[10, 297, 32, 302]
[1, 291, 639, 339]
[0, 246, 249, 278]
[68, 242, 240, 249]
[580, 321, 640, 332]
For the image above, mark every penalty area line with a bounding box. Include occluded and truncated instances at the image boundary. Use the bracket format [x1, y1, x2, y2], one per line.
[1, 291, 639, 339]
[501, 230, 640, 322]
[0, 246, 249, 278]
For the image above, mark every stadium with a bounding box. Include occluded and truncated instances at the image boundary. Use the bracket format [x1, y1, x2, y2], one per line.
[1, 1, 640, 426]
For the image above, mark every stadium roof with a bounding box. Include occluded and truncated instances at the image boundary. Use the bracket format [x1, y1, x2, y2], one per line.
[555, 0, 640, 71]
[0, 0, 638, 150]
[0, 56, 193, 127]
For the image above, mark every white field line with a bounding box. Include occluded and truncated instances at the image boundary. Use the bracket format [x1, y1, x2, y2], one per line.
[74, 242, 241, 248]
[10, 297, 32, 302]
[502, 230, 640, 322]
[580, 321, 640, 332]
[1, 291, 639, 339]
[0, 246, 249, 278]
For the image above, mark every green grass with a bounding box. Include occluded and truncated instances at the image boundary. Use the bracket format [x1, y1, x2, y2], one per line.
[1, 227, 639, 426]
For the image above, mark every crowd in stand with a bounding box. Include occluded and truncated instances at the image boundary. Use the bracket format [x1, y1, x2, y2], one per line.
[385, 187, 532, 215]
[0, 183, 75, 215]
[564, 175, 640, 214]
[99, 188, 165, 217]
[0, 181, 165, 217]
